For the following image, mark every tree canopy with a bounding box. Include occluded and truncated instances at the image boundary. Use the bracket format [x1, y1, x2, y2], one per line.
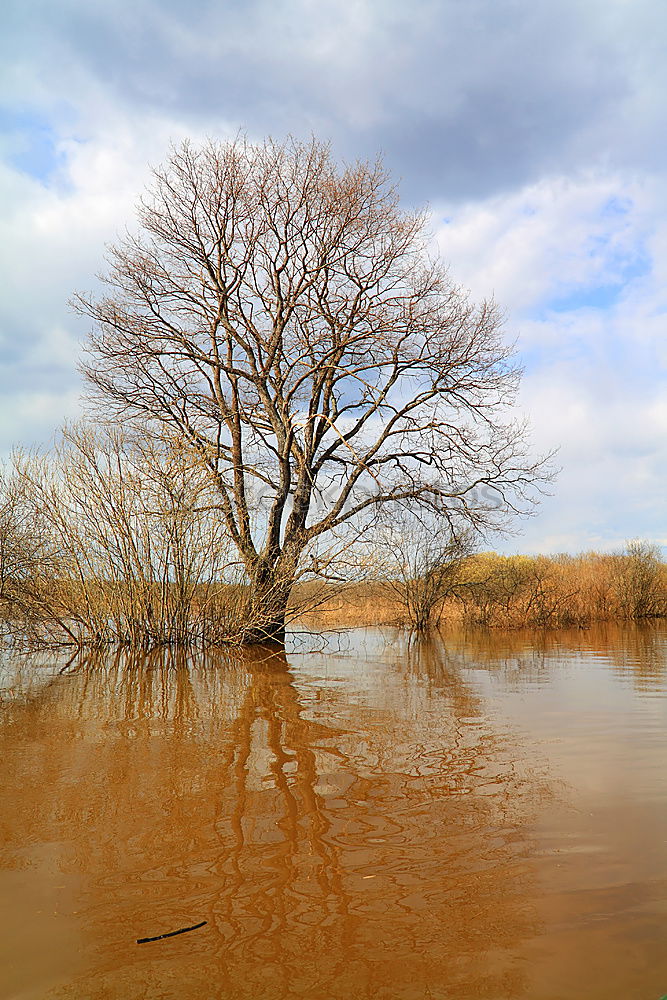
[76, 135, 550, 641]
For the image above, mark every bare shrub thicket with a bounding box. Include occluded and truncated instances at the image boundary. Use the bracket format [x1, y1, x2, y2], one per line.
[377, 516, 474, 631]
[0, 467, 54, 639]
[9, 424, 249, 647]
[456, 545, 667, 628]
[3, 438, 665, 641]
[612, 540, 665, 619]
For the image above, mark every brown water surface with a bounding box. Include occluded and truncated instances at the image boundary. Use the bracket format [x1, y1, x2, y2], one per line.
[1, 626, 666, 999]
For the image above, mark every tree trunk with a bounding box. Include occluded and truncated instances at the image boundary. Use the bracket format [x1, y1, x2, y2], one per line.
[240, 551, 299, 645]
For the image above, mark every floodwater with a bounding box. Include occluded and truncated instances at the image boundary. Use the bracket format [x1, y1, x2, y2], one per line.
[1, 627, 666, 1000]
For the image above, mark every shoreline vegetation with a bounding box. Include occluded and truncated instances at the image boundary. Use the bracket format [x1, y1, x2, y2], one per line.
[2, 554, 665, 650]
[299, 543, 667, 632]
[1, 432, 664, 649]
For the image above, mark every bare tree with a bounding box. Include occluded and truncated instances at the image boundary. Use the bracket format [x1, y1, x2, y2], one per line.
[75, 136, 551, 642]
[377, 515, 473, 631]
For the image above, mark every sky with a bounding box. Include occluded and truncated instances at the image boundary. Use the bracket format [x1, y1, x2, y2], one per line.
[1, 0, 666, 555]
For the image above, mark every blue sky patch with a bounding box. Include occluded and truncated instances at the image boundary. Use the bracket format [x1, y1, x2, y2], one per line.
[535, 247, 651, 317]
[547, 283, 625, 312]
[0, 108, 62, 183]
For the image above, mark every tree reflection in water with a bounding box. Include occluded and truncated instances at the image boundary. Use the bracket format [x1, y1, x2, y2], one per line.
[0, 639, 548, 999]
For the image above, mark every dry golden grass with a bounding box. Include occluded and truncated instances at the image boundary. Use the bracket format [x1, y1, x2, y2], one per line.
[298, 545, 667, 631]
[291, 582, 402, 630]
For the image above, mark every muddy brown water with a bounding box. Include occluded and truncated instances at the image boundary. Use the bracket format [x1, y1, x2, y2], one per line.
[1, 626, 666, 999]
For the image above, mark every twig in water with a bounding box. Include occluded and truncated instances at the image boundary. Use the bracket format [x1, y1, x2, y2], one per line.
[136, 920, 207, 944]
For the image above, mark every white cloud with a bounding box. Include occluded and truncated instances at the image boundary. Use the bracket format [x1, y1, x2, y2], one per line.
[428, 171, 667, 553]
[2, 137, 667, 552]
[432, 173, 652, 316]
[2, 0, 667, 553]
[0, 111, 226, 456]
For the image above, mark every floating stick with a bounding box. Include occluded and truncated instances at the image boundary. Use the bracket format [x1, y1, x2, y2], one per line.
[137, 920, 207, 944]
